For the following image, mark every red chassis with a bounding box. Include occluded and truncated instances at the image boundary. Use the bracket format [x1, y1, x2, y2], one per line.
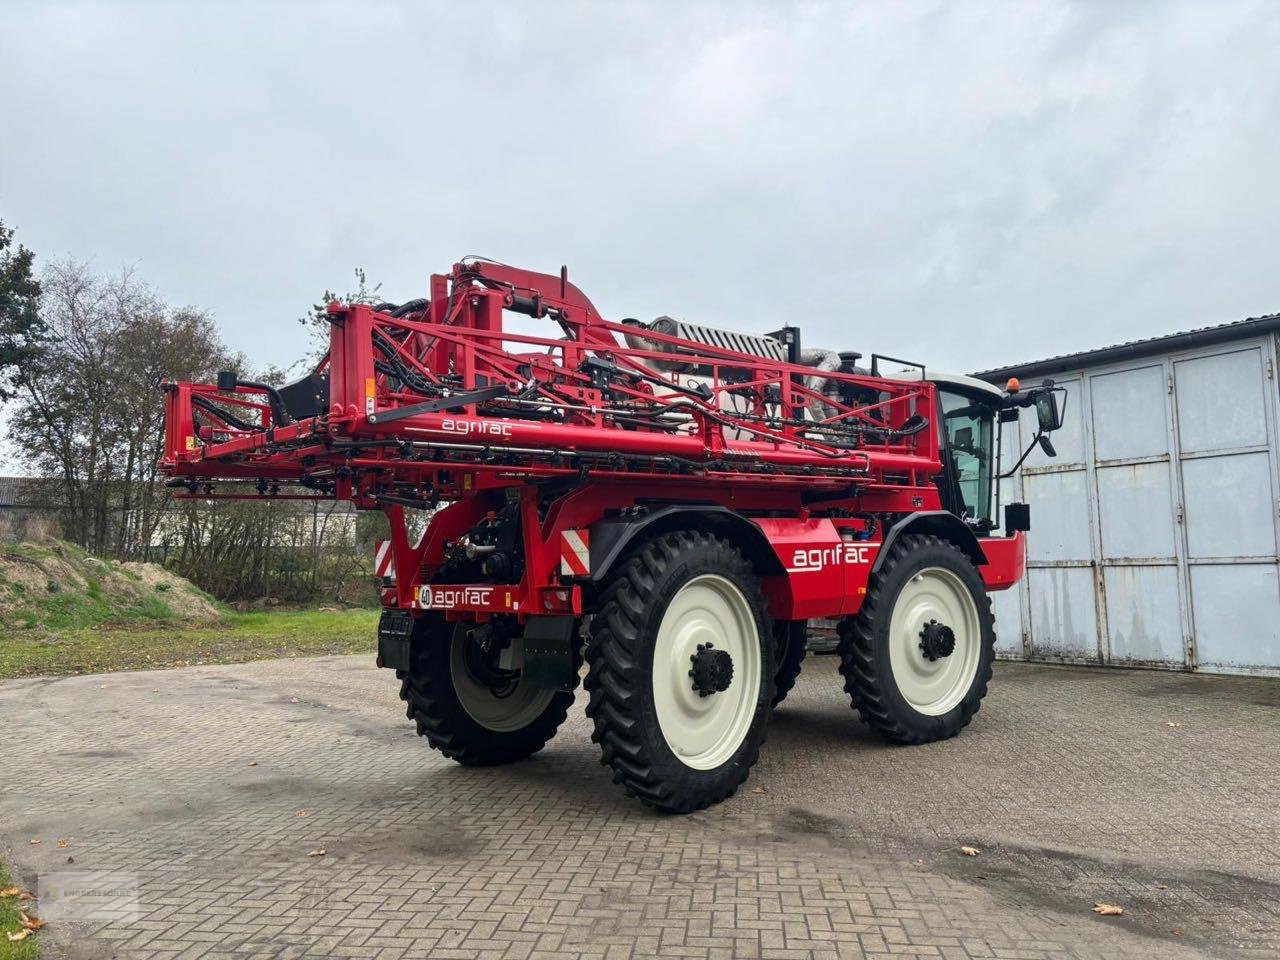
[160, 259, 1025, 625]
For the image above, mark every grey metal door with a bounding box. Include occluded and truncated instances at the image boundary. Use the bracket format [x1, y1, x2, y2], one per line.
[1018, 375, 1100, 662]
[1174, 342, 1280, 673]
[1090, 362, 1187, 666]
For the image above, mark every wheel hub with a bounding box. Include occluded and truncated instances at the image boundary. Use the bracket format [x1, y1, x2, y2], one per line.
[688, 642, 734, 697]
[918, 619, 956, 662]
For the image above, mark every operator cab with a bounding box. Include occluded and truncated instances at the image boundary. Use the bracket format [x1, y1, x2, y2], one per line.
[885, 369, 1064, 534]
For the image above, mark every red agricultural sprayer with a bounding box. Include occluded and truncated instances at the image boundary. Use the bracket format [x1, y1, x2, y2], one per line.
[160, 258, 1063, 811]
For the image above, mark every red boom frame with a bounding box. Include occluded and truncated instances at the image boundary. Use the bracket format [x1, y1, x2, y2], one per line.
[159, 259, 1025, 621]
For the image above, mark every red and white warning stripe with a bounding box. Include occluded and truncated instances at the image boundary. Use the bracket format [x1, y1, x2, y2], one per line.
[375, 533, 430, 607]
[559, 528, 590, 577]
[374, 539, 394, 579]
[374, 539, 396, 605]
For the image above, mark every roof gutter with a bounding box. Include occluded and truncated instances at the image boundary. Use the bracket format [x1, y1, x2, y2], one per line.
[973, 313, 1280, 383]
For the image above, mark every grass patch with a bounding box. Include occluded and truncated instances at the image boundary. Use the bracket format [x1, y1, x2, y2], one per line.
[0, 609, 381, 679]
[0, 859, 38, 959]
[7, 585, 177, 633]
[2, 538, 219, 633]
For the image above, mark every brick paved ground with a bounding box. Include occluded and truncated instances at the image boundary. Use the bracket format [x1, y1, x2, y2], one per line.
[3, 654, 1278, 959]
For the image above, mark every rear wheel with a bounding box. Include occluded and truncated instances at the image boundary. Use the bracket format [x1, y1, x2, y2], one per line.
[771, 620, 807, 708]
[399, 613, 577, 765]
[585, 531, 775, 813]
[838, 534, 994, 744]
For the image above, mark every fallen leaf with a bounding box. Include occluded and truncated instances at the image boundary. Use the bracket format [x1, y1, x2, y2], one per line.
[28, 839, 40, 846]
[295, 810, 309, 817]
[1155, 883, 1168, 890]
[247, 760, 258, 767]
[307, 849, 326, 857]
[750, 787, 767, 795]
[1166, 722, 1183, 729]
[0, 888, 18, 898]
[57, 839, 70, 849]
[19, 912, 47, 931]
[18, 892, 35, 901]
[1093, 902, 1125, 916]
[7, 930, 30, 943]
[960, 846, 981, 857]
[291, 697, 299, 703]
[1172, 927, 1184, 936]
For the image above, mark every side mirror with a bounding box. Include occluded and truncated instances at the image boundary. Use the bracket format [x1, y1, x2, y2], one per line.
[1035, 389, 1063, 433]
[998, 383, 1068, 479]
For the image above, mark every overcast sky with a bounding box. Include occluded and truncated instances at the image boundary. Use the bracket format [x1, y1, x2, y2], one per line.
[2, 0, 1279, 468]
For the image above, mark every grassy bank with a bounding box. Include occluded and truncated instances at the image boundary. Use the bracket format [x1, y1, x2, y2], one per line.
[1, 538, 222, 633]
[0, 609, 380, 679]
[2, 537, 379, 679]
[0, 859, 38, 959]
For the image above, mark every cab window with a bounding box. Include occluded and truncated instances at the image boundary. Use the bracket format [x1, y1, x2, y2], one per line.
[939, 390, 995, 526]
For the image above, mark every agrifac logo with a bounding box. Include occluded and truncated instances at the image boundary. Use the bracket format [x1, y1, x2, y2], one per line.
[417, 585, 495, 609]
[788, 542, 875, 572]
[440, 418, 514, 438]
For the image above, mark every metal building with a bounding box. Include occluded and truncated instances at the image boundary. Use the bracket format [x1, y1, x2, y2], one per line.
[976, 313, 1280, 677]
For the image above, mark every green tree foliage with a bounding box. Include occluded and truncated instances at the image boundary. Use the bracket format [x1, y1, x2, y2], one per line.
[0, 219, 45, 400]
[297, 267, 382, 361]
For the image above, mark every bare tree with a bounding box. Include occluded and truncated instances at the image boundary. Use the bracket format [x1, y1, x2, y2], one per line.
[7, 257, 386, 605]
[9, 260, 236, 557]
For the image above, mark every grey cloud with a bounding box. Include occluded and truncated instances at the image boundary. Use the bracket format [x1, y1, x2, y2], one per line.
[2, 0, 1277, 387]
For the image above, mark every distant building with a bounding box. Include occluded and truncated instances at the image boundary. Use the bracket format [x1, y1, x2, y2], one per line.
[0, 475, 64, 539]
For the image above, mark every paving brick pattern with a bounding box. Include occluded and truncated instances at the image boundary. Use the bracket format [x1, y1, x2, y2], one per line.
[3, 655, 1278, 959]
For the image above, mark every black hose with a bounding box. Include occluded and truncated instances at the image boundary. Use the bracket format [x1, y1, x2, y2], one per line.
[191, 395, 258, 432]
[392, 298, 429, 317]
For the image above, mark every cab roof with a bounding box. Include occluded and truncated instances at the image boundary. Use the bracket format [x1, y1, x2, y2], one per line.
[884, 368, 1006, 401]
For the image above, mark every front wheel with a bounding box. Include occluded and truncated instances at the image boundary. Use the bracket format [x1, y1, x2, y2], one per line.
[399, 613, 577, 765]
[585, 531, 775, 813]
[838, 534, 994, 744]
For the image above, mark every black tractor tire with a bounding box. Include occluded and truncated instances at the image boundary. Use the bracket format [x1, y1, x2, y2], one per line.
[837, 534, 995, 745]
[584, 530, 776, 813]
[771, 620, 808, 708]
[398, 612, 578, 766]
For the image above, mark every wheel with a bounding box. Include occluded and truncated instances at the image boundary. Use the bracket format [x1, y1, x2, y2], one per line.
[837, 534, 994, 744]
[771, 620, 808, 708]
[398, 613, 577, 766]
[585, 531, 775, 813]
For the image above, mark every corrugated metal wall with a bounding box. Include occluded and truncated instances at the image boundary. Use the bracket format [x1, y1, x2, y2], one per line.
[994, 334, 1280, 676]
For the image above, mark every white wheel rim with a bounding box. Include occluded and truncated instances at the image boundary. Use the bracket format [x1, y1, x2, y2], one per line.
[888, 567, 982, 716]
[651, 574, 761, 771]
[449, 626, 555, 733]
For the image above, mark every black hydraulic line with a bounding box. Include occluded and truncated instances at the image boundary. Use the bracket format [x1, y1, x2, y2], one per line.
[371, 330, 436, 395]
[191, 394, 258, 432]
[392, 298, 429, 317]
[366, 384, 514, 425]
[887, 414, 930, 441]
[216, 371, 293, 426]
[376, 493, 440, 510]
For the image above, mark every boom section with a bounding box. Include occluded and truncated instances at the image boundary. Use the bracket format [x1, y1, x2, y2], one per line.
[160, 260, 941, 508]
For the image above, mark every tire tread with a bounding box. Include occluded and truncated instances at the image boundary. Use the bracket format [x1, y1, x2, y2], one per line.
[837, 534, 994, 745]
